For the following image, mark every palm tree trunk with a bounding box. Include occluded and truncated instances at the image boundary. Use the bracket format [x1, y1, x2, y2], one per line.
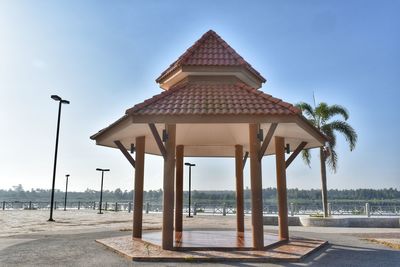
[319, 147, 328, 217]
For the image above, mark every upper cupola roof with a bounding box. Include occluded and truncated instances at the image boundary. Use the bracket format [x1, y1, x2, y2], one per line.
[156, 30, 266, 90]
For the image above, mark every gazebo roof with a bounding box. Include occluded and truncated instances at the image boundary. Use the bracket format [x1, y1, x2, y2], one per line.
[126, 80, 300, 116]
[91, 30, 327, 157]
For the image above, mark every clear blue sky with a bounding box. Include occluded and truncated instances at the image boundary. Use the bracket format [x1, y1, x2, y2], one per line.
[0, 1, 399, 192]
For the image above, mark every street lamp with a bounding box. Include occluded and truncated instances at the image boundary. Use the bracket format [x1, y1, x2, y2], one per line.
[64, 174, 70, 211]
[185, 162, 196, 218]
[96, 168, 110, 214]
[48, 95, 70, 222]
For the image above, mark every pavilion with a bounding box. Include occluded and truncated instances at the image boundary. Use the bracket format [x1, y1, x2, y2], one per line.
[91, 30, 327, 252]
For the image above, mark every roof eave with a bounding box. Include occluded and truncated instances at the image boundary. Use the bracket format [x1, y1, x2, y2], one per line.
[90, 114, 130, 141]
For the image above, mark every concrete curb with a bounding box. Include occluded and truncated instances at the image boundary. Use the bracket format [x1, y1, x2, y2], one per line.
[263, 216, 400, 228]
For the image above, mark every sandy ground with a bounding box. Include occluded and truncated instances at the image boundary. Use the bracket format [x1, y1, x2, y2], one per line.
[1, 210, 400, 237]
[0, 210, 255, 237]
[1, 210, 400, 266]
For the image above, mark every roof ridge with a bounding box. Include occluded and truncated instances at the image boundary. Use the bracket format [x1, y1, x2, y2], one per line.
[156, 31, 216, 83]
[210, 31, 248, 65]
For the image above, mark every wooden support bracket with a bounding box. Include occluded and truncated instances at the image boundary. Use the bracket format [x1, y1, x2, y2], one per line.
[285, 141, 308, 169]
[258, 123, 278, 161]
[148, 123, 167, 159]
[114, 140, 136, 168]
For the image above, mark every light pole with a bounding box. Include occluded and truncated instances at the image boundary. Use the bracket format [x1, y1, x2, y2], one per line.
[64, 174, 70, 211]
[96, 168, 110, 214]
[185, 162, 196, 218]
[48, 95, 70, 222]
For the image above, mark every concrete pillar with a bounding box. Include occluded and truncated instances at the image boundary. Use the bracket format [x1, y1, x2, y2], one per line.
[275, 136, 289, 241]
[235, 145, 245, 233]
[175, 145, 184, 233]
[133, 136, 145, 238]
[146, 202, 149, 214]
[249, 124, 264, 249]
[128, 202, 131, 213]
[223, 203, 227, 216]
[366, 203, 370, 217]
[193, 203, 197, 215]
[162, 124, 176, 250]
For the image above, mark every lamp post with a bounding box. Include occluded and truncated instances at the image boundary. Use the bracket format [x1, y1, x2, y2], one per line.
[48, 95, 70, 222]
[185, 162, 196, 218]
[96, 168, 110, 214]
[64, 174, 70, 211]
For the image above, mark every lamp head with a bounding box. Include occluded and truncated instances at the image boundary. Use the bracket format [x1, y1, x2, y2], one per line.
[51, 95, 62, 101]
[185, 163, 196, 167]
[96, 168, 110, 172]
[61, 99, 70, 104]
[66, 174, 70, 178]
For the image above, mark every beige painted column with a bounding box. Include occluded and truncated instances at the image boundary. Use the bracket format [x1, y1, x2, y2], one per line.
[133, 136, 145, 238]
[275, 136, 289, 240]
[249, 124, 264, 249]
[235, 145, 245, 234]
[175, 145, 184, 233]
[162, 124, 176, 250]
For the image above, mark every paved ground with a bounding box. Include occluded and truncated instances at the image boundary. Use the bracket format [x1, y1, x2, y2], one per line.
[0, 211, 399, 266]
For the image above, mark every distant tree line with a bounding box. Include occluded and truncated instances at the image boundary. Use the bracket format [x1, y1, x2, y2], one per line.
[1, 185, 399, 205]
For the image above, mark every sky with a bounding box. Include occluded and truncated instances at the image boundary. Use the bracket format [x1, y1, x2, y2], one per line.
[0, 1, 399, 192]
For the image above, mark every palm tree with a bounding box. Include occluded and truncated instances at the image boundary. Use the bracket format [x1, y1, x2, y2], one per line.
[296, 102, 358, 217]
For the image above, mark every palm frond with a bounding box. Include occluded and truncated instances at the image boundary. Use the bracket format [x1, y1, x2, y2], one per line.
[326, 120, 358, 151]
[295, 102, 316, 121]
[321, 124, 337, 149]
[326, 148, 338, 173]
[326, 104, 349, 122]
[301, 149, 311, 167]
[315, 102, 329, 118]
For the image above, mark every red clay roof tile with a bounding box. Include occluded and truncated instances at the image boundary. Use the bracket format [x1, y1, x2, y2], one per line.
[126, 82, 300, 116]
[156, 30, 266, 83]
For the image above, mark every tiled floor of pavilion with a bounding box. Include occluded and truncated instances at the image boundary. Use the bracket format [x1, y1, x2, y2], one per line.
[143, 230, 281, 250]
[96, 230, 327, 262]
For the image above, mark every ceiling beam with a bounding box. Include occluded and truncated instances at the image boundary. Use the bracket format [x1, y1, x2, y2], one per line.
[114, 140, 136, 168]
[258, 123, 278, 161]
[148, 123, 167, 159]
[285, 141, 308, 169]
